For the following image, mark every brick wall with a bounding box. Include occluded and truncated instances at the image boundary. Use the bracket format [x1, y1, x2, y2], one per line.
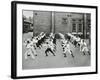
[33, 11, 90, 35]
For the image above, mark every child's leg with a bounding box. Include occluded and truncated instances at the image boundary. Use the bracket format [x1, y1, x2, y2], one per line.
[63, 49, 67, 57]
[83, 51, 85, 55]
[49, 48, 55, 56]
[24, 50, 29, 60]
[85, 47, 90, 55]
[80, 45, 82, 51]
[81, 47, 85, 55]
[45, 49, 49, 56]
[30, 51, 35, 59]
[32, 47, 37, 56]
[69, 49, 74, 58]
[63, 53, 67, 57]
[87, 50, 90, 55]
[33, 44, 37, 50]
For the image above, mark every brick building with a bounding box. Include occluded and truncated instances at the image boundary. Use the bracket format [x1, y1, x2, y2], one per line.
[32, 11, 90, 38]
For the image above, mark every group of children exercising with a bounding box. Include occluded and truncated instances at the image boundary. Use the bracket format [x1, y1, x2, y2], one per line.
[23, 32, 90, 60]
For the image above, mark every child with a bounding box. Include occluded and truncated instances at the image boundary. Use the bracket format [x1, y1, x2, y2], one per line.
[24, 39, 37, 60]
[80, 40, 90, 55]
[61, 39, 74, 58]
[45, 40, 56, 56]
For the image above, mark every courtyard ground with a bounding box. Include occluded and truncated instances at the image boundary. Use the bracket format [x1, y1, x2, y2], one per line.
[22, 32, 90, 70]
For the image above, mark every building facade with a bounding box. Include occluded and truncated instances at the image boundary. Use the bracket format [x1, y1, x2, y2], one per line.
[30, 11, 90, 38]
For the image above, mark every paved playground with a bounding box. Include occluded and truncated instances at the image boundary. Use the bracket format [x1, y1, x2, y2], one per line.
[22, 32, 91, 70]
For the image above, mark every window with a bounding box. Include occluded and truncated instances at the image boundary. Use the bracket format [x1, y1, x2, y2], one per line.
[79, 19, 82, 22]
[78, 24, 82, 32]
[87, 19, 91, 32]
[72, 19, 76, 22]
[72, 23, 76, 32]
[87, 24, 90, 32]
